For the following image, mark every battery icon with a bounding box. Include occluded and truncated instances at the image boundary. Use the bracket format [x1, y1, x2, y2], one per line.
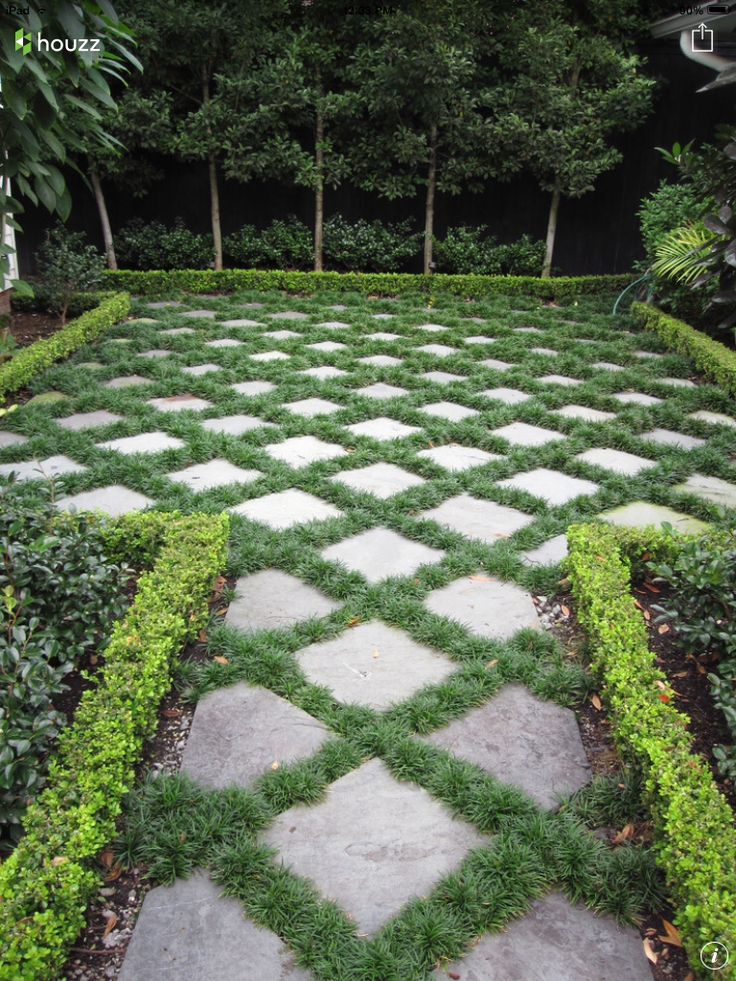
[708, 3, 736, 12]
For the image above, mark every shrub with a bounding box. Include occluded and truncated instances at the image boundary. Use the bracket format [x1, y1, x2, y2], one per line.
[222, 224, 262, 267]
[638, 179, 712, 268]
[323, 215, 420, 272]
[116, 218, 213, 270]
[34, 226, 105, 324]
[259, 216, 313, 269]
[434, 226, 545, 276]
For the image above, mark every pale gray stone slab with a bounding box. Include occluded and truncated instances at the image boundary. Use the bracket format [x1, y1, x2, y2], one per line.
[103, 375, 150, 389]
[420, 493, 533, 543]
[316, 321, 351, 330]
[356, 383, 409, 400]
[520, 534, 569, 567]
[295, 621, 455, 710]
[0, 431, 27, 448]
[118, 871, 311, 981]
[481, 387, 530, 405]
[128, 318, 158, 324]
[167, 459, 261, 491]
[612, 392, 663, 406]
[55, 485, 153, 517]
[674, 473, 736, 508]
[481, 359, 513, 371]
[0, 455, 86, 482]
[181, 363, 222, 376]
[633, 349, 665, 359]
[160, 327, 196, 336]
[600, 501, 709, 534]
[328, 304, 347, 311]
[464, 335, 495, 345]
[146, 300, 183, 308]
[420, 371, 467, 384]
[425, 575, 540, 640]
[202, 414, 275, 436]
[415, 323, 449, 332]
[147, 395, 212, 413]
[267, 310, 309, 320]
[424, 684, 589, 809]
[76, 361, 104, 369]
[421, 401, 479, 422]
[530, 347, 558, 357]
[642, 428, 705, 450]
[182, 683, 329, 789]
[538, 374, 582, 387]
[138, 349, 172, 359]
[575, 447, 656, 476]
[552, 405, 615, 422]
[592, 361, 625, 372]
[283, 398, 341, 418]
[206, 338, 244, 348]
[358, 355, 403, 367]
[96, 432, 185, 455]
[658, 376, 696, 388]
[689, 409, 736, 429]
[57, 410, 123, 431]
[242, 302, 265, 309]
[321, 527, 444, 583]
[416, 344, 458, 357]
[496, 468, 599, 506]
[265, 435, 347, 467]
[250, 350, 290, 362]
[261, 329, 300, 340]
[263, 759, 486, 935]
[416, 445, 503, 472]
[220, 318, 262, 327]
[346, 417, 421, 441]
[330, 462, 425, 499]
[367, 331, 401, 341]
[514, 326, 543, 334]
[491, 422, 565, 447]
[306, 341, 346, 352]
[371, 312, 394, 320]
[230, 380, 276, 396]
[463, 317, 486, 324]
[432, 891, 650, 981]
[226, 569, 339, 633]
[182, 309, 216, 319]
[232, 489, 342, 529]
[300, 366, 349, 379]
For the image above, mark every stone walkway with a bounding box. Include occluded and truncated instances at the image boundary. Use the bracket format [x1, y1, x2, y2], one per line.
[3, 293, 734, 978]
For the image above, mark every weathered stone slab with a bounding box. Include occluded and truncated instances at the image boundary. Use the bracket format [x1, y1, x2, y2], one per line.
[367, 331, 401, 341]
[56, 485, 153, 517]
[496, 468, 599, 506]
[96, 432, 185, 455]
[575, 447, 655, 476]
[262, 329, 300, 340]
[633, 349, 665, 359]
[642, 428, 705, 450]
[159, 327, 196, 336]
[226, 569, 339, 633]
[306, 341, 346, 352]
[206, 338, 244, 348]
[612, 392, 663, 406]
[182, 309, 216, 319]
[416, 344, 458, 357]
[538, 374, 582, 387]
[250, 350, 290, 362]
[358, 355, 403, 367]
[0, 431, 27, 448]
[688, 409, 736, 429]
[232, 489, 342, 529]
[491, 422, 565, 447]
[658, 377, 696, 388]
[26, 391, 68, 405]
[514, 326, 543, 334]
[316, 321, 351, 330]
[464, 336, 495, 345]
[416, 445, 502, 472]
[346, 417, 421, 441]
[283, 398, 341, 418]
[330, 462, 425, 499]
[481, 359, 513, 371]
[300, 366, 349, 379]
[181, 363, 222, 376]
[552, 405, 615, 422]
[425, 574, 540, 640]
[481, 388, 530, 405]
[420, 493, 533, 543]
[592, 361, 625, 372]
[529, 347, 558, 357]
[321, 527, 444, 583]
[167, 459, 261, 491]
[371, 312, 394, 320]
[220, 318, 262, 327]
[138, 349, 173, 359]
[0, 455, 86, 482]
[415, 323, 448, 332]
[674, 473, 736, 508]
[57, 410, 123, 432]
[147, 395, 212, 413]
[420, 401, 479, 422]
[230, 380, 276, 396]
[600, 501, 709, 534]
[356, 383, 409, 400]
[420, 371, 467, 384]
[520, 534, 569, 566]
[146, 300, 183, 308]
[265, 435, 347, 467]
[267, 310, 309, 320]
[104, 375, 150, 389]
[202, 414, 275, 435]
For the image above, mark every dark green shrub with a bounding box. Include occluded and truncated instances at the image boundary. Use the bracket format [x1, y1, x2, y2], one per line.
[434, 227, 545, 276]
[258, 216, 313, 269]
[34, 226, 105, 324]
[323, 215, 420, 272]
[116, 218, 213, 270]
[222, 224, 262, 267]
[638, 180, 711, 267]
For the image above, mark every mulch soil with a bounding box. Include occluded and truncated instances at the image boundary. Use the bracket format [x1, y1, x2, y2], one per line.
[7, 309, 62, 347]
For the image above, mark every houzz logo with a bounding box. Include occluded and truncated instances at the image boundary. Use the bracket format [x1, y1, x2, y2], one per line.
[15, 29, 101, 54]
[14, 27, 31, 54]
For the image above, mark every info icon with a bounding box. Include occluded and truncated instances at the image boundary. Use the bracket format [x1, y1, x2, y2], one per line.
[700, 941, 729, 972]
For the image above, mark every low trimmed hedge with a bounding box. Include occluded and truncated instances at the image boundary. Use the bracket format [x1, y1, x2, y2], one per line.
[632, 301, 736, 398]
[102, 268, 630, 301]
[566, 523, 736, 977]
[0, 291, 130, 402]
[0, 511, 229, 980]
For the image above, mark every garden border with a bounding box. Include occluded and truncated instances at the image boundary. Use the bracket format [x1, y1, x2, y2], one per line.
[566, 522, 736, 978]
[0, 510, 229, 981]
[0, 291, 130, 402]
[102, 268, 630, 301]
[632, 301, 736, 398]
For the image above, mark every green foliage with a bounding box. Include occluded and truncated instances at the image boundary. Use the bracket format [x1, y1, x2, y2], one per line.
[116, 219, 213, 271]
[0, 292, 130, 402]
[434, 227, 546, 276]
[0, 511, 229, 981]
[34, 226, 105, 324]
[0, 488, 128, 848]
[323, 215, 421, 273]
[638, 179, 712, 268]
[652, 223, 717, 286]
[566, 522, 736, 973]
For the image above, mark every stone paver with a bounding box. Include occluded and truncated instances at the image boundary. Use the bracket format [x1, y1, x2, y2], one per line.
[575, 447, 655, 476]
[220, 318, 261, 328]
[225, 569, 339, 633]
[552, 405, 615, 422]
[160, 327, 196, 336]
[416, 344, 457, 357]
[520, 534, 569, 566]
[417, 445, 503, 472]
[206, 338, 244, 348]
[600, 500, 710, 534]
[421, 401, 479, 422]
[56, 410, 123, 431]
[316, 321, 350, 330]
[658, 377, 696, 388]
[592, 361, 625, 372]
[182, 683, 329, 789]
[416, 323, 448, 332]
[491, 422, 565, 447]
[642, 427, 705, 450]
[420, 371, 466, 384]
[265, 435, 347, 467]
[55, 485, 154, 517]
[367, 331, 401, 341]
[464, 335, 495, 345]
[346, 417, 421, 441]
[356, 382, 409, 400]
[538, 374, 582, 387]
[674, 473, 736, 508]
[425, 575, 539, 640]
[283, 397, 341, 418]
[432, 891, 650, 981]
[481, 358, 513, 371]
[307, 341, 346, 353]
[250, 350, 290, 362]
[119, 871, 311, 981]
[481, 387, 530, 405]
[330, 462, 425, 499]
[146, 300, 182, 308]
[147, 395, 212, 413]
[295, 621, 455, 710]
[263, 758, 486, 934]
[322, 527, 444, 582]
[689, 409, 736, 429]
[181, 363, 222, 377]
[267, 310, 309, 320]
[420, 493, 533, 544]
[496, 468, 599, 506]
[424, 684, 589, 809]
[300, 366, 348, 379]
[262, 329, 300, 340]
[530, 347, 558, 357]
[167, 459, 261, 492]
[230, 380, 276, 396]
[359, 355, 403, 367]
[233, 489, 342, 529]
[0, 455, 86, 482]
[202, 414, 275, 435]
[139, 349, 172, 359]
[96, 432, 185, 455]
[182, 309, 216, 319]
[612, 391, 662, 407]
[103, 374, 150, 389]
[0, 431, 28, 448]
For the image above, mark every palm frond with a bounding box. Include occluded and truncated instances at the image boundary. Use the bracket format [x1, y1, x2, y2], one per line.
[652, 223, 718, 285]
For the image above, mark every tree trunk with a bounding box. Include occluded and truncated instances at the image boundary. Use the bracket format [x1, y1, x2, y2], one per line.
[423, 123, 438, 275]
[90, 166, 117, 270]
[314, 108, 324, 273]
[202, 65, 223, 271]
[542, 188, 561, 278]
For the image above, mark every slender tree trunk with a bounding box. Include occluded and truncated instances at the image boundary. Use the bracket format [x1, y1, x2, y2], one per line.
[202, 65, 223, 271]
[423, 123, 438, 275]
[89, 166, 117, 270]
[542, 188, 561, 278]
[314, 107, 324, 273]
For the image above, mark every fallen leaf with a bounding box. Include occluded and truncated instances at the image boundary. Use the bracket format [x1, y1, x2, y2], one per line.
[89, 654, 98, 666]
[51, 856, 68, 867]
[684, 973, 695, 981]
[179, 832, 187, 843]
[161, 708, 181, 719]
[198, 629, 208, 643]
[673, 671, 688, 679]
[271, 761, 281, 771]
[655, 680, 667, 691]
[486, 659, 498, 669]
[659, 919, 683, 947]
[102, 913, 118, 939]
[657, 624, 670, 635]
[643, 581, 661, 594]
[448, 973, 461, 980]
[561, 604, 570, 617]
[659, 694, 670, 703]
[213, 655, 229, 665]
[105, 864, 122, 882]
[613, 823, 635, 845]
[590, 694, 603, 711]
[643, 938, 658, 964]
[100, 850, 115, 869]
[347, 617, 361, 628]
[634, 599, 644, 611]
[642, 609, 651, 621]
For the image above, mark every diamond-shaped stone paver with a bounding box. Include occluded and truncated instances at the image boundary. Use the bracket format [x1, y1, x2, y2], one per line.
[675, 473, 736, 508]
[356, 382, 409, 400]
[491, 422, 565, 447]
[56, 410, 123, 431]
[538, 374, 582, 387]
[416, 445, 503, 472]
[416, 343, 457, 358]
[367, 331, 401, 341]
[464, 335, 495, 345]
[27, 391, 68, 405]
[432, 891, 650, 981]
[307, 341, 346, 353]
[233, 489, 342, 529]
[146, 300, 183, 308]
[182, 309, 216, 319]
[420, 493, 533, 544]
[263, 758, 486, 935]
[138, 349, 172, 359]
[283, 397, 341, 418]
[520, 534, 569, 567]
[250, 350, 290, 362]
[0, 431, 27, 448]
[202, 414, 275, 436]
[226, 569, 339, 633]
[300, 366, 348, 379]
[359, 355, 403, 367]
[421, 401, 479, 422]
[424, 684, 589, 809]
[592, 361, 625, 372]
[160, 327, 196, 336]
[167, 459, 261, 492]
[425, 574, 540, 640]
[147, 395, 212, 413]
[481, 358, 513, 371]
[420, 371, 466, 384]
[612, 391, 663, 406]
[230, 380, 276, 396]
[481, 387, 530, 405]
[316, 321, 350, 330]
[118, 871, 311, 981]
[600, 501, 710, 534]
[206, 338, 244, 349]
[322, 527, 444, 583]
[552, 405, 615, 423]
[295, 621, 455, 710]
[262, 329, 300, 340]
[267, 310, 309, 320]
[575, 447, 656, 476]
[103, 374, 150, 389]
[55, 485, 154, 517]
[182, 683, 329, 789]
[345, 417, 421, 441]
[0, 455, 86, 482]
[220, 318, 261, 328]
[416, 323, 448, 332]
[496, 468, 599, 506]
[659, 376, 696, 388]
[330, 462, 425, 499]
[372, 312, 394, 320]
[642, 427, 705, 450]
[514, 326, 543, 334]
[265, 435, 347, 467]
[530, 347, 558, 357]
[689, 409, 736, 429]
[181, 363, 222, 377]
[96, 432, 185, 455]
[633, 349, 665, 359]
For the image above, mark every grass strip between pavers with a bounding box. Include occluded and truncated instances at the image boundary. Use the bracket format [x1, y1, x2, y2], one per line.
[566, 522, 736, 979]
[0, 510, 229, 981]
